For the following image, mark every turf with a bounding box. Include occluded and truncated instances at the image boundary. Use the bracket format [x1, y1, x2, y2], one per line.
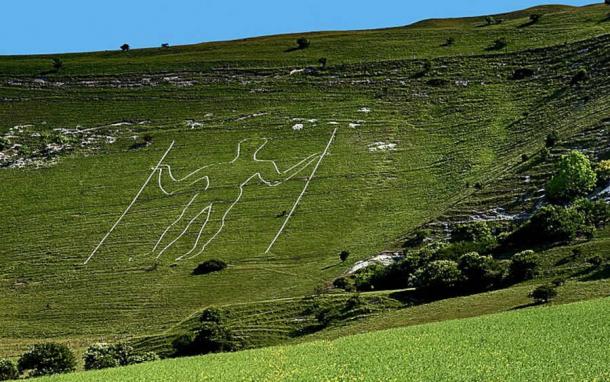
[39, 297, 610, 381]
[1, 3, 610, 358]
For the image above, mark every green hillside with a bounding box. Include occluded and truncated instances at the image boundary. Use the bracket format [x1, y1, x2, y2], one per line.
[39, 297, 610, 381]
[1, 2, 610, 362]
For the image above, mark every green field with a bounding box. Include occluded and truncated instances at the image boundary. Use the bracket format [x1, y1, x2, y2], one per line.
[39, 297, 610, 381]
[1, 2, 610, 364]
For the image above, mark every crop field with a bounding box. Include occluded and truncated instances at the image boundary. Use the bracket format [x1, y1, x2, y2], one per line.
[39, 297, 610, 381]
[1, 4, 609, 359]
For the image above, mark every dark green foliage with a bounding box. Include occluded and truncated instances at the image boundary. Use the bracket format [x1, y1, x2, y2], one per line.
[587, 255, 603, 267]
[173, 319, 241, 357]
[318, 57, 327, 69]
[344, 294, 362, 311]
[508, 250, 538, 281]
[457, 252, 501, 291]
[572, 199, 610, 228]
[315, 306, 340, 327]
[406, 228, 431, 247]
[17, 343, 76, 377]
[171, 334, 195, 357]
[512, 68, 535, 80]
[192, 259, 227, 275]
[443, 37, 455, 46]
[490, 38, 508, 50]
[552, 278, 566, 287]
[485, 16, 503, 25]
[527, 205, 585, 243]
[529, 284, 557, 304]
[332, 276, 353, 291]
[547, 151, 596, 203]
[451, 222, 494, 244]
[409, 260, 462, 295]
[52, 58, 63, 71]
[340, 251, 350, 262]
[296, 38, 310, 49]
[530, 14, 542, 22]
[545, 131, 559, 148]
[200, 307, 224, 323]
[120, 43, 130, 52]
[571, 69, 589, 85]
[0, 359, 18, 381]
[426, 78, 450, 87]
[521, 153, 530, 162]
[83, 342, 156, 370]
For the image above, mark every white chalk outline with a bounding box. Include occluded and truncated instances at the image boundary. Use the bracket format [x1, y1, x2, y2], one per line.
[265, 128, 337, 253]
[84, 141, 176, 265]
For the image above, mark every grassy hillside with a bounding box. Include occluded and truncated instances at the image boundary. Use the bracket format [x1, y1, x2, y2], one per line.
[1, 3, 609, 359]
[39, 297, 610, 381]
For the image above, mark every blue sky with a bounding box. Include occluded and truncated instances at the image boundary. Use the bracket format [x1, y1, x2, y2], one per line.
[1, 0, 594, 55]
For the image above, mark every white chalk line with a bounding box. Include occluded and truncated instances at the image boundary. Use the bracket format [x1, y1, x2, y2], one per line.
[84, 140, 176, 265]
[151, 193, 200, 255]
[265, 128, 338, 254]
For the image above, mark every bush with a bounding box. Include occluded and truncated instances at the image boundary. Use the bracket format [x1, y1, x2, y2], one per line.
[529, 284, 557, 304]
[572, 198, 610, 228]
[443, 37, 455, 46]
[547, 151, 597, 203]
[315, 306, 340, 327]
[596, 160, 610, 185]
[571, 69, 588, 85]
[508, 250, 538, 281]
[296, 38, 310, 49]
[191, 323, 241, 354]
[409, 260, 462, 294]
[526, 205, 585, 243]
[587, 255, 603, 267]
[512, 68, 535, 80]
[120, 43, 130, 52]
[529, 14, 542, 23]
[18, 343, 76, 377]
[193, 259, 227, 275]
[451, 221, 494, 244]
[457, 252, 499, 291]
[490, 38, 507, 50]
[0, 359, 18, 381]
[52, 58, 63, 71]
[126, 352, 159, 364]
[545, 130, 559, 148]
[332, 276, 353, 291]
[83, 344, 120, 370]
[200, 307, 224, 323]
[318, 57, 327, 69]
[172, 334, 195, 356]
[339, 250, 350, 262]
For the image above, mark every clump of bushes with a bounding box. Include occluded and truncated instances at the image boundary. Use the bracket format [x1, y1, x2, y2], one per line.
[296, 38, 310, 49]
[512, 68, 535, 80]
[457, 252, 502, 291]
[489, 38, 508, 50]
[173, 308, 241, 356]
[508, 250, 538, 281]
[545, 130, 559, 148]
[409, 260, 462, 296]
[193, 259, 227, 275]
[83, 343, 158, 370]
[571, 69, 589, 85]
[0, 359, 18, 381]
[18, 343, 76, 377]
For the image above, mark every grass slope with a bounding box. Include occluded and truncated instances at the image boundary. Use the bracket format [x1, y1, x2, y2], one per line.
[40, 297, 610, 381]
[0, 4, 609, 357]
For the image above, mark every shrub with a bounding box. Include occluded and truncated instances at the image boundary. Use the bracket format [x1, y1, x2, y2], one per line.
[172, 334, 195, 356]
[296, 38, 310, 49]
[529, 284, 557, 304]
[508, 250, 538, 281]
[126, 352, 159, 364]
[353, 264, 385, 291]
[193, 259, 227, 275]
[571, 69, 588, 85]
[587, 255, 603, 267]
[512, 68, 535, 80]
[340, 250, 350, 262]
[572, 198, 610, 228]
[191, 323, 241, 354]
[546, 150, 597, 203]
[525, 205, 585, 243]
[0, 359, 18, 381]
[52, 58, 63, 71]
[490, 38, 507, 50]
[529, 14, 542, 23]
[426, 78, 450, 87]
[344, 294, 362, 311]
[200, 307, 224, 323]
[18, 343, 76, 377]
[457, 252, 499, 291]
[120, 43, 130, 52]
[443, 37, 455, 46]
[545, 131, 559, 148]
[451, 221, 494, 244]
[409, 260, 462, 294]
[315, 306, 340, 327]
[83, 344, 120, 370]
[596, 160, 610, 185]
[333, 276, 353, 291]
[318, 57, 327, 69]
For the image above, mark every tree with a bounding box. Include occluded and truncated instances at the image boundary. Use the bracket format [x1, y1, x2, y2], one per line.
[529, 284, 557, 304]
[83, 344, 120, 370]
[524, 205, 585, 243]
[572, 198, 610, 228]
[457, 252, 499, 291]
[339, 250, 350, 262]
[18, 343, 76, 377]
[596, 159, 610, 185]
[190, 322, 241, 354]
[296, 38, 310, 49]
[529, 14, 542, 23]
[0, 359, 18, 381]
[547, 150, 597, 203]
[409, 260, 462, 294]
[193, 259, 227, 275]
[444, 37, 455, 46]
[508, 250, 538, 281]
[318, 57, 327, 69]
[120, 43, 130, 52]
[490, 38, 508, 50]
[545, 130, 559, 147]
[52, 58, 63, 71]
[451, 221, 494, 243]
